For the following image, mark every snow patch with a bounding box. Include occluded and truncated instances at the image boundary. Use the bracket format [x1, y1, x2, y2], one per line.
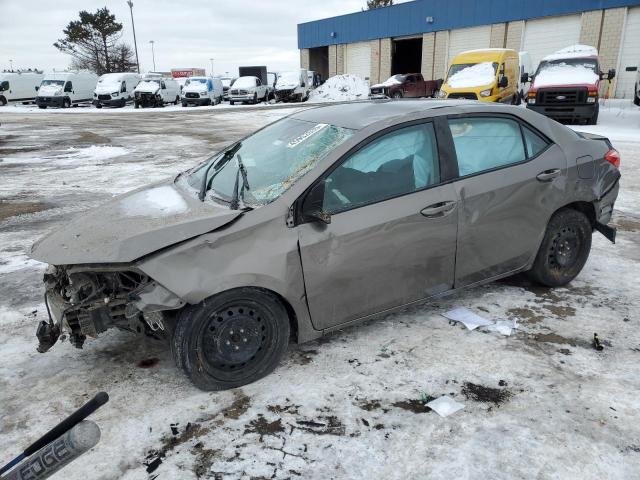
[120, 185, 189, 218]
[543, 44, 598, 61]
[64, 145, 129, 162]
[370, 75, 403, 89]
[533, 64, 599, 88]
[309, 74, 369, 102]
[446, 62, 495, 89]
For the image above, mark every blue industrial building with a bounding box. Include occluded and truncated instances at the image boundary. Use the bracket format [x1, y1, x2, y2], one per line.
[298, 0, 640, 98]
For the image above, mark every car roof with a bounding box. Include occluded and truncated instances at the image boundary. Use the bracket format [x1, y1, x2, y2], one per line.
[290, 99, 481, 130]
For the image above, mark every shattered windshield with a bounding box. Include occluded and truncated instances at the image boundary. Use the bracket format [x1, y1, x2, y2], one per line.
[187, 118, 354, 206]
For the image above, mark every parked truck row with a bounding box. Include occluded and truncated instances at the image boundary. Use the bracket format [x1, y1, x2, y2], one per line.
[0, 66, 324, 109]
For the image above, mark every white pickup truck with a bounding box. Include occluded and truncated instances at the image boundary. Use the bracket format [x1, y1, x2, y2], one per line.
[228, 76, 268, 105]
[133, 75, 181, 108]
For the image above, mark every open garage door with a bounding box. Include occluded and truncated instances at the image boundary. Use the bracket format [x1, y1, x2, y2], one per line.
[392, 37, 423, 75]
[345, 42, 371, 83]
[616, 7, 640, 99]
[447, 26, 491, 64]
[523, 15, 581, 71]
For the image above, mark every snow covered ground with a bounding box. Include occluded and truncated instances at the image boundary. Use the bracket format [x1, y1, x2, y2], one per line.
[1, 100, 639, 479]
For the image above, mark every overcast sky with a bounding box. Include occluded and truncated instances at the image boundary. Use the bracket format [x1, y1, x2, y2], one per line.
[0, 0, 397, 75]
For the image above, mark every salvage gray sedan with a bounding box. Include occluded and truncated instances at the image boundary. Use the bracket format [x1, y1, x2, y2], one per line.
[30, 100, 621, 390]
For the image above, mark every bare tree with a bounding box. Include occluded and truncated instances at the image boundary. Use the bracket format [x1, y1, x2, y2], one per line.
[366, 0, 394, 9]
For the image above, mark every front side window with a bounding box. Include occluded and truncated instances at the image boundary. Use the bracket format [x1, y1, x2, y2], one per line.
[121, 81, 126, 93]
[64, 81, 73, 92]
[323, 123, 440, 213]
[0, 81, 9, 91]
[160, 81, 166, 89]
[187, 118, 354, 206]
[449, 117, 526, 176]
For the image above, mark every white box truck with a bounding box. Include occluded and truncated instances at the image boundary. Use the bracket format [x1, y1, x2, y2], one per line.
[0, 71, 44, 105]
[35, 71, 98, 109]
[181, 76, 223, 106]
[93, 72, 141, 108]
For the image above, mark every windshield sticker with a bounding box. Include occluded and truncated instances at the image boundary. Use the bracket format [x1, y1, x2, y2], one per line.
[287, 123, 329, 148]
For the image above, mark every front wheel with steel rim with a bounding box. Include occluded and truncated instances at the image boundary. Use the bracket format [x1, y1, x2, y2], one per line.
[527, 208, 592, 287]
[172, 288, 290, 391]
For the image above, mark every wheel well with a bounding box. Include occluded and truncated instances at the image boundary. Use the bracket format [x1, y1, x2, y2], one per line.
[557, 201, 596, 227]
[255, 288, 299, 344]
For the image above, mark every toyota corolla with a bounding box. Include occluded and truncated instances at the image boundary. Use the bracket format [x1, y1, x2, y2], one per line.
[30, 100, 621, 390]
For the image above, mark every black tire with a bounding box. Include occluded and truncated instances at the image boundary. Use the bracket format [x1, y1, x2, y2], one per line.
[587, 102, 599, 125]
[182, 101, 188, 107]
[63, 98, 71, 108]
[633, 85, 640, 106]
[230, 100, 235, 105]
[172, 288, 290, 391]
[392, 91, 403, 99]
[120, 98, 126, 108]
[253, 93, 258, 104]
[174, 96, 179, 105]
[38, 105, 47, 109]
[0, 96, 7, 106]
[95, 103, 102, 109]
[134, 102, 139, 109]
[527, 208, 592, 287]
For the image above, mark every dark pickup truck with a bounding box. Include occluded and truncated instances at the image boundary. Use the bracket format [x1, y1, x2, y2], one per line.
[369, 73, 441, 99]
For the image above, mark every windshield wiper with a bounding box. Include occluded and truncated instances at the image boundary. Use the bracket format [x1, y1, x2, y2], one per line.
[229, 154, 251, 210]
[198, 142, 242, 201]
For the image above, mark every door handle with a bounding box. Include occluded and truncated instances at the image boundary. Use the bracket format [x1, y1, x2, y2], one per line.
[421, 201, 457, 218]
[536, 168, 561, 182]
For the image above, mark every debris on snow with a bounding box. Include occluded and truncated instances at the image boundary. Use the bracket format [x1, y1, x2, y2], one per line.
[461, 382, 512, 406]
[485, 319, 518, 336]
[309, 74, 369, 102]
[446, 62, 496, 88]
[442, 307, 493, 330]
[426, 396, 465, 418]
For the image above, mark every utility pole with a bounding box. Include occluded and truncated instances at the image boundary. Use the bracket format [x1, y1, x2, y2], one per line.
[210, 58, 214, 75]
[126, 1, 140, 73]
[149, 40, 156, 71]
[9, 59, 13, 71]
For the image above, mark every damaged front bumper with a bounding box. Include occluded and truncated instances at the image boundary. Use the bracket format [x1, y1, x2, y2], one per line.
[37, 264, 185, 352]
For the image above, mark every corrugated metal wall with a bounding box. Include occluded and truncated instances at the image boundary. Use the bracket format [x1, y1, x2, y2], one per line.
[298, 0, 640, 49]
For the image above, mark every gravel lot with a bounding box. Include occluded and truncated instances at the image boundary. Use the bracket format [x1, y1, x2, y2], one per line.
[1, 100, 639, 479]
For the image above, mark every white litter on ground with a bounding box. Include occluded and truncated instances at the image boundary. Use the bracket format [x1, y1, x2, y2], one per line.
[446, 62, 496, 89]
[442, 307, 493, 330]
[485, 319, 518, 336]
[309, 74, 369, 102]
[426, 396, 465, 418]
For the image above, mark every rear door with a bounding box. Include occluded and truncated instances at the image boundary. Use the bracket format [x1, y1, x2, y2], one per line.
[298, 120, 458, 330]
[446, 114, 567, 286]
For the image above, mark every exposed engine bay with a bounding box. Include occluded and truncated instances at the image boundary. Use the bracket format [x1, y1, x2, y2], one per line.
[38, 265, 185, 352]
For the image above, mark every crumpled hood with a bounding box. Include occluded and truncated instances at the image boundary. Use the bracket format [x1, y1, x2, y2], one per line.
[30, 179, 241, 265]
[134, 81, 160, 94]
[38, 85, 62, 96]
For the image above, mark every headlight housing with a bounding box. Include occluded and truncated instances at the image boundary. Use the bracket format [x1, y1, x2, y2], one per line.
[479, 89, 492, 97]
[201, 91, 207, 96]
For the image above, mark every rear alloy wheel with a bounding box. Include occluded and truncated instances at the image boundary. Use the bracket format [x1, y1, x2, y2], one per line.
[527, 208, 592, 287]
[172, 288, 290, 391]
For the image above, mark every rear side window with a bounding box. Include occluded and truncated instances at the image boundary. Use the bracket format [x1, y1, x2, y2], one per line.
[449, 117, 526, 176]
[324, 123, 440, 212]
[522, 126, 549, 158]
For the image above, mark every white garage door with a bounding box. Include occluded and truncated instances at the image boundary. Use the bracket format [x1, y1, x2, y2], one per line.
[345, 42, 371, 83]
[523, 15, 582, 70]
[616, 7, 640, 99]
[447, 26, 491, 63]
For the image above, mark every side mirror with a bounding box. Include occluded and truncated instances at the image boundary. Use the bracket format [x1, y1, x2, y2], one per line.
[498, 76, 508, 88]
[608, 69, 616, 80]
[302, 180, 331, 224]
[35, 86, 39, 91]
[520, 72, 530, 83]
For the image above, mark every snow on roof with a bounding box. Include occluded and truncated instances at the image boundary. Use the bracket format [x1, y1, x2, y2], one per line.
[533, 64, 599, 88]
[308, 74, 369, 102]
[446, 62, 496, 89]
[543, 45, 598, 61]
[370, 75, 404, 88]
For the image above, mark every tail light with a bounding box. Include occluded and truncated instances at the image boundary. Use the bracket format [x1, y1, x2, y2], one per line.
[604, 149, 620, 168]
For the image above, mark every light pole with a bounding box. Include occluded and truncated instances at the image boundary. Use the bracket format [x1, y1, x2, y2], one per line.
[9, 59, 13, 71]
[149, 40, 156, 71]
[126, 1, 140, 73]
[209, 58, 214, 75]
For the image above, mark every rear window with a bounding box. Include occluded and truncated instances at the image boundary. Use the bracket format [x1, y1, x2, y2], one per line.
[522, 126, 549, 158]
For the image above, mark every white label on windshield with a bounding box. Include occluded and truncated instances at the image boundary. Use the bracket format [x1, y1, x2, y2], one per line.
[287, 123, 329, 148]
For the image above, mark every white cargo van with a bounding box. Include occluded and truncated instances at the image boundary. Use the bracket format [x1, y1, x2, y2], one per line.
[0, 71, 44, 105]
[93, 72, 141, 108]
[181, 76, 223, 106]
[133, 74, 180, 108]
[274, 69, 310, 102]
[35, 71, 98, 109]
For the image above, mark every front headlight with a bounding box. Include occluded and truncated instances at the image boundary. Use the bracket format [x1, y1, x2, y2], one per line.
[201, 91, 207, 96]
[479, 89, 492, 97]
[437, 90, 447, 98]
[112, 91, 119, 97]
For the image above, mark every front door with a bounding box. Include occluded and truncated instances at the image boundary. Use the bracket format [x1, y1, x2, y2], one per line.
[298, 121, 458, 330]
[446, 115, 567, 286]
